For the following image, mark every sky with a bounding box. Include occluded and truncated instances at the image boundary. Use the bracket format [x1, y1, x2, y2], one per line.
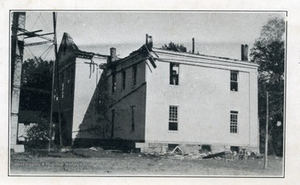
[19, 11, 285, 61]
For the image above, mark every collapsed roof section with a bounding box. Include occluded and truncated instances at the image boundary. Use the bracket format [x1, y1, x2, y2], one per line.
[107, 34, 258, 70]
[57, 32, 109, 63]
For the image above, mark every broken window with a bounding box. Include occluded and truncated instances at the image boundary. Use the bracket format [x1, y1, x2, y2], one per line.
[122, 70, 126, 90]
[169, 106, 178, 131]
[132, 64, 137, 86]
[170, 63, 179, 85]
[131, 106, 135, 131]
[230, 71, 238, 91]
[230, 111, 238, 133]
[112, 73, 116, 93]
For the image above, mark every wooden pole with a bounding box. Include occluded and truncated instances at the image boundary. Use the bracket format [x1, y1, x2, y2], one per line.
[48, 12, 57, 153]
[264, 91, 269, 169]
[11, 12, 26, 153]
[52, 12, 63, 148]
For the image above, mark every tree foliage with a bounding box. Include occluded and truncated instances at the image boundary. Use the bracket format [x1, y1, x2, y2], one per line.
[20, 57, 53, 113]
[25, 117, 52, 150]
[250, 17, 285, 156]
[162, 42, 187, 52]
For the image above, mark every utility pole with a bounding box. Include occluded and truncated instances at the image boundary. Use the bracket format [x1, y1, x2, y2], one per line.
[11, 12, 26, 153]
[11, 12, 59, 153]
[264, 91, 269, 169]
[52, 12, 63, 148]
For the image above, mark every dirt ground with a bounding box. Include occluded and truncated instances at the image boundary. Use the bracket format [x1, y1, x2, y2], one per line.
[10, 148, 284, 177]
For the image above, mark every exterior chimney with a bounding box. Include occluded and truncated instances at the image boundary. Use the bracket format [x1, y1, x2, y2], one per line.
[110, 47, 117, 62]
[146, 34, 153, 49]
[192, 38, 195, 54]
[241, 44, 248, 61]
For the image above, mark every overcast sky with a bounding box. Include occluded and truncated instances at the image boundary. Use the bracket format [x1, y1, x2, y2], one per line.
[21, 11, 285, 61]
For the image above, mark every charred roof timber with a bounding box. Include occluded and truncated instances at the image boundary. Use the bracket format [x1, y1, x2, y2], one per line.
[110, 47, 118, 63]
[146, 34, 153, 50]
[192, 38, 195, 54]
[241, 44, 249, 61]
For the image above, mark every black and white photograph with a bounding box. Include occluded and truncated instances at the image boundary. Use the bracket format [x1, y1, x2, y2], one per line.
[8, 10, 286, 177]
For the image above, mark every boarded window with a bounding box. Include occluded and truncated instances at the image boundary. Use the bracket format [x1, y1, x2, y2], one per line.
[230, 71, 238, 91]
[230, 111, 238, 133]
[169, 106, 178, 131]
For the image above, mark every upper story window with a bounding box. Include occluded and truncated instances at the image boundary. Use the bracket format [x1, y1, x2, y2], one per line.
[122, 70, 126, 90]
[230, 71, 238, 91]
[112, 73, 116, 93]
[230, 111, 238, 133]
[170, 63, 179, 85]
[132, 64, 137, 87]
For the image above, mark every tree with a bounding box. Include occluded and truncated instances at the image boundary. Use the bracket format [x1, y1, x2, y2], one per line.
[162, 42, 187, 52]
[20, 57, 53, 113]
[250, 17, 285, 156]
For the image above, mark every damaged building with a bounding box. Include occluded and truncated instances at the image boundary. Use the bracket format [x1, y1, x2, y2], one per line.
[53, 33, 259, 154]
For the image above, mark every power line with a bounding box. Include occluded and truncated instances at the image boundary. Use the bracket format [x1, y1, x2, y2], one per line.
[39, 43, 53, 58]
[42, 44, 54, 60]
[40, 13, 50, 31]
[31, 13, 42, 30]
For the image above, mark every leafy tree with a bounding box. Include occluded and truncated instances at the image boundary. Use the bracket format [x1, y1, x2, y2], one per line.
[250, 17, 285, 156]
[162, 42, 187, 52]
[20, 57, 53, 113]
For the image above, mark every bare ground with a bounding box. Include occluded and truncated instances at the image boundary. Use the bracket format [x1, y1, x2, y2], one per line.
[9, 148, 284, 177]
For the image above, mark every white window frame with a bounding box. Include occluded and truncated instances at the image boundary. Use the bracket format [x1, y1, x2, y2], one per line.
[169, 105, 178, 131]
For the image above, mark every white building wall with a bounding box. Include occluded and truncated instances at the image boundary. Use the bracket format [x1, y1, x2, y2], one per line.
[72, 57, 106, 139]
[145, 51, 258, 150]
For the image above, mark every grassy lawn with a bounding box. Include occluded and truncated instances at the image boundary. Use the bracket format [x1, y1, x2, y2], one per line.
[10, 148, 284, 177]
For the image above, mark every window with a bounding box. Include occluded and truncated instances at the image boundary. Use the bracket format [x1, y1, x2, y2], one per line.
[131, 106, 135, 131]
[169, 106, 178, 131]
[111, 109, 115, 137]
[230, 71, 238, 91]
[170, 63, 179, 85]
[61, 83, 64, 98]
[132, 64, 137, 86]
[230, 111, 238, 133]
[122, 70, 126, 90]
[112, 73, 116, 93]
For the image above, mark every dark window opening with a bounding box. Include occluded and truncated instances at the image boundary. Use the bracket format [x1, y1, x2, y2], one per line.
[168, 144, 179, 151]
[132, 64, 137, 86]
[131, 106, 135, 131]
[122, 70, 126, 90]
[170, 63, 179, 85]
[230, 71, 238, 91]
[112, 73, 116, 93]
[111, 109, 115, 137]
[230, 111, 238, 133]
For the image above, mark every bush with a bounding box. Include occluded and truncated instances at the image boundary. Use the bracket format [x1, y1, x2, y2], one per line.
[25, 117, 52, 150]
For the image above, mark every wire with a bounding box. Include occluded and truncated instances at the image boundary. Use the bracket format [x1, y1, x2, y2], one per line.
[39, 44, 54, 59]
[40, 13, 50, 31]
[42, 44, 54, 60]
[25, 46, 36, 59]
[31, 13, 42, 30]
